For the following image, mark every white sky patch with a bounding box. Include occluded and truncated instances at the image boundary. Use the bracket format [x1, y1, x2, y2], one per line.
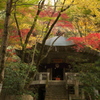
[45, 0, 58, 5]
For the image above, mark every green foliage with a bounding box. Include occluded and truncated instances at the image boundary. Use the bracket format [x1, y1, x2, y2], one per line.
[83, 9, 91, 15]
[3, 62, 36, 95]
[75, 59, 100, 99]
[0, 0, 6, 10]
[15, 0, 40, 7]
[65, 0, 100, 36]
[24, 0, 39, 4]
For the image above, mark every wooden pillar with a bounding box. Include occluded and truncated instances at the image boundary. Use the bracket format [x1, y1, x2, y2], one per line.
[47, 73, 50, 80]
[47, 68, 51, 80]
[39, 73, 42, 81]
[75, 81, 79, 97]
[82, 90, 85, 99]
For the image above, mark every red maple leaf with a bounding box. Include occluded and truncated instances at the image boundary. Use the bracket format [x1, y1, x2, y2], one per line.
[68, 33, 100, 51]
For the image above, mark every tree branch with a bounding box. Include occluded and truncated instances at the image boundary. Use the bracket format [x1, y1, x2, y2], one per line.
[0, 0, 13, 93]
[24, 0, 45, 48]
[36, 0, 70, 67]
[13, 2, 23, 46]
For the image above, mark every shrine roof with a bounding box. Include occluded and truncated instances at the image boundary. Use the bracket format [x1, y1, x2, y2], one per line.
[45, 36, 74, 46]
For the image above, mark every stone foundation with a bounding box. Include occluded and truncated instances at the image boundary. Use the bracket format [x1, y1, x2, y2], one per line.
[0, 94, 33, 100]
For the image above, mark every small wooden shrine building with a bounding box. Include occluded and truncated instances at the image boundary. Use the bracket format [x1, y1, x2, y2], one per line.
[16, 35, 99, 100]
[29, 36, 99, 100]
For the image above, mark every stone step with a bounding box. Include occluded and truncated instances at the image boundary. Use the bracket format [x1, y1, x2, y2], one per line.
[45, 82, 68, 100]
[45, 98, 68, 100]
[45, 97, 68, 100]
[47, 81, 65, 85]
[45, 96, 68, 98]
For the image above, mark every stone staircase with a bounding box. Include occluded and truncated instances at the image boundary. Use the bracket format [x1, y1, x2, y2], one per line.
[45, 81, 68, 100]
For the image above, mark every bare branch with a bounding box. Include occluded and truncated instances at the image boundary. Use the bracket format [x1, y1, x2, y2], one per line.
[61, 0, 74, 12]
[24, 0, 45, 48]
[36, 0, 67, 67]
[13, 2, 23, 46]
[13, 0, 19, 3]
[39, 34, 64, 63]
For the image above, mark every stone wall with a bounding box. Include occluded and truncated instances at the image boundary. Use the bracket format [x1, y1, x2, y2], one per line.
[0, 94, 34, 100]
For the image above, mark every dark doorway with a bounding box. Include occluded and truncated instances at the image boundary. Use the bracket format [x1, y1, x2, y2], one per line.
[38, 86, 45, 100]
[52, 66, 63, 80]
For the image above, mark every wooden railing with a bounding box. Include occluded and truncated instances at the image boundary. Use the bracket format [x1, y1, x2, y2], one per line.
[31, 72, 79, 85]
[31, 72, 85, 99]
[65, 73, 85, 100]
[31, 72, 50, 85]
[65, 72, 79, 84]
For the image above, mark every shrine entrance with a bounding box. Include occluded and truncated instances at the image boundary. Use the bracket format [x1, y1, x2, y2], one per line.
[44, 63, 70, 80]
[52, 67, 63, 80]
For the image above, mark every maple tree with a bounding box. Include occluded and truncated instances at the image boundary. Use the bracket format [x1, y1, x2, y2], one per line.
[0, 0, 74, 48]
[38, 7, 74, 36]
[65, 0, 100, 37]
[0, 0, 74, 96]
[68, 33, 100, 52]
[0, 0, 13, 94]
[0, 0, 42, 94]
[1, 0, 100, 99]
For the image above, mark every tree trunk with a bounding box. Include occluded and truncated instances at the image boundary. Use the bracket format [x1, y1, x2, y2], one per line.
[0, 0, 13, 93]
